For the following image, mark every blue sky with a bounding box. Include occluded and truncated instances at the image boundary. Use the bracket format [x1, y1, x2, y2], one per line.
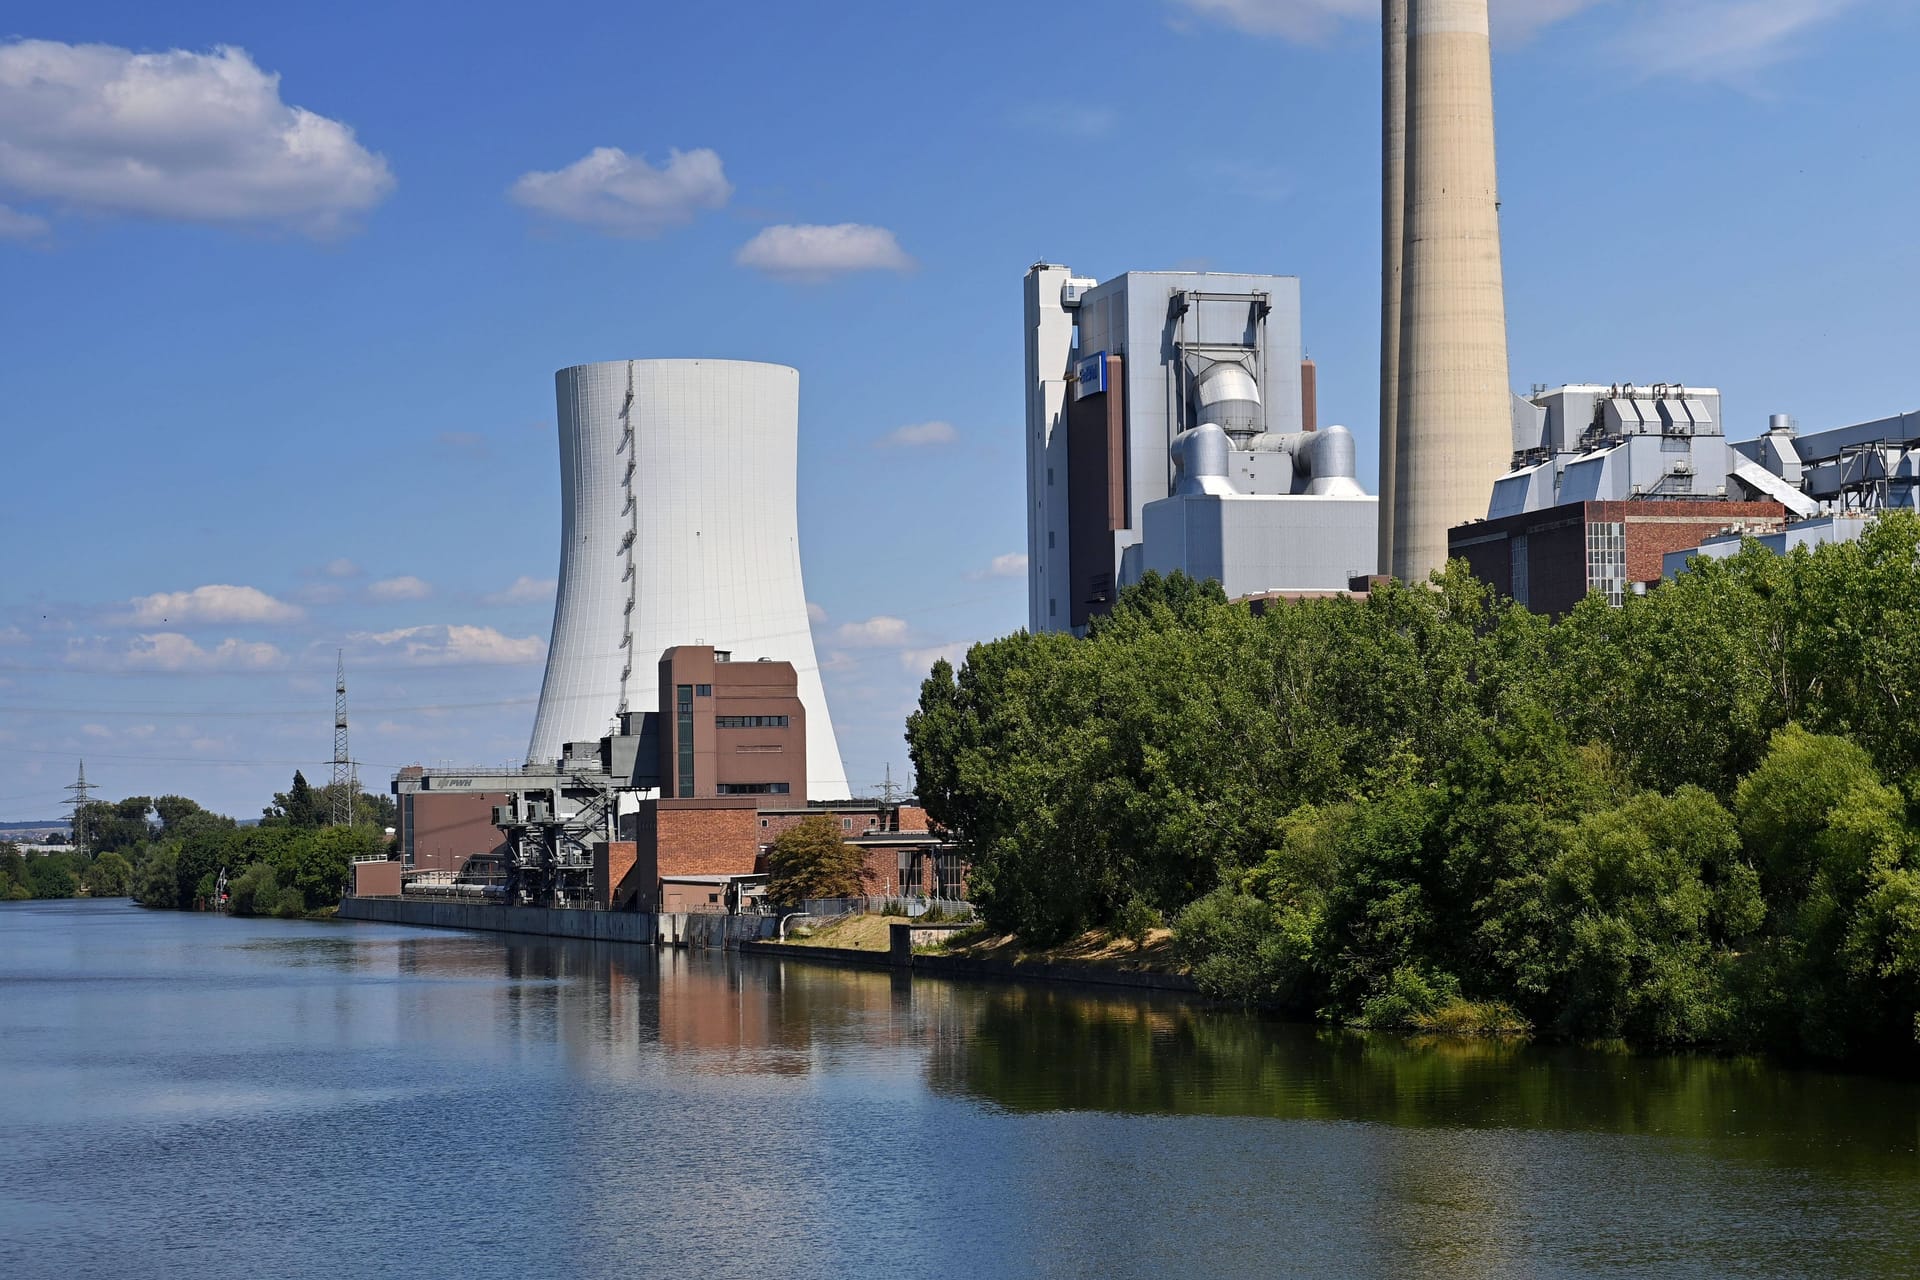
[2, 0, 1915, 820]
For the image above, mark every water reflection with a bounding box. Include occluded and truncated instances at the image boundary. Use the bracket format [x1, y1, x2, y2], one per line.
[5, 901, 1919, 1280]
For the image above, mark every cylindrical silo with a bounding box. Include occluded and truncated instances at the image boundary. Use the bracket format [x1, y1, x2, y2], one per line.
[526, 359, 850, 800]
[1391, 0, 1513, 582]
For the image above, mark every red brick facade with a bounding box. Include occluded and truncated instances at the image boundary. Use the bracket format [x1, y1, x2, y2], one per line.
[1450, 500, 1787, 617]
[592, 841, 639, 909]
[631, 798, 762, 911]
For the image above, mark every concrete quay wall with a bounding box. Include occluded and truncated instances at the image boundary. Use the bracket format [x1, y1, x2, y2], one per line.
[337, 897, 781, 949]
[338, 896, 660, 943]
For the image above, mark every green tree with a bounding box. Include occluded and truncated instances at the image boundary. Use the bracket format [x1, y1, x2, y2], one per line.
[262, 771, 326, 828]
[85, 851, 134, 898]
[767, 815, 865, 906]
[132, 846, 180, 908]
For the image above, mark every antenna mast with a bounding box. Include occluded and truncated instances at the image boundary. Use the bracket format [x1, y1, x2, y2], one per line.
[330, 650, 354, 825]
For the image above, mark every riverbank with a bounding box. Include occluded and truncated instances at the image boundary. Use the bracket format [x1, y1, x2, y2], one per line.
[745, 920, 1200, 994]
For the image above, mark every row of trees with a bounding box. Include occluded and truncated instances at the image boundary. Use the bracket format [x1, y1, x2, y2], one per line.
[906, 513, 1920, 1065]
[1, 845, 130, 900]
[0, 771, 395, 916]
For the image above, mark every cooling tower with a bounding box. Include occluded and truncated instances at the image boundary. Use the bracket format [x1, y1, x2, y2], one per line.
[1378, 0, 1408, 575]
[1389, 0, 1513, 582]
[525, 359, 850, 799]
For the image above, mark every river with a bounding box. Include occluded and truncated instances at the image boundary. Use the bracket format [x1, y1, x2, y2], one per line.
[2, 899, 1916, 1279]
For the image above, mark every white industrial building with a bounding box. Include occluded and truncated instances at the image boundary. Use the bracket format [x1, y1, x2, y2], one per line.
[525, 358, 848, 799]
[1024, 264, 1375, 634]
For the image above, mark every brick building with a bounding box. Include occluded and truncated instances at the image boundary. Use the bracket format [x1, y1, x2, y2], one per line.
[1449, 500, 1786, 617]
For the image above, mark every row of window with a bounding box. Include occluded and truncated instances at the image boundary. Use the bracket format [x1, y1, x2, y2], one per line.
[716, 715, 789, 728]
[717, 782, 790, 795]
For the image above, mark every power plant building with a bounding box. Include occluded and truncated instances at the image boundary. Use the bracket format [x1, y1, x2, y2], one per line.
[1025, 265, 1375, 634]
[524, 359, 848, 800]
[1451, 386, 1920, 613]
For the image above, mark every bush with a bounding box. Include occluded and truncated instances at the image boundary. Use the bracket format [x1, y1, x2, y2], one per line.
[1114, 895, 1160, 945]
[227, 862, 280, 917]
[272, 886, 307, 919]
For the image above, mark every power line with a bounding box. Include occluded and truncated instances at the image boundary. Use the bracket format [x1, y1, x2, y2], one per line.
[0, 697, 538, 718]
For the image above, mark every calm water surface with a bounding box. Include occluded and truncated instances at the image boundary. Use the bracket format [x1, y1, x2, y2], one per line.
[3, 899, 1917, 1279]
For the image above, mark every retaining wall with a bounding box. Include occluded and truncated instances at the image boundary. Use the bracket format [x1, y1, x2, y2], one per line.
[339, 896, 659, 943]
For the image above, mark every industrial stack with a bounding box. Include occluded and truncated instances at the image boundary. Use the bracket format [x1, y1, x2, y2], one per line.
[1381, 0, 1515, 584]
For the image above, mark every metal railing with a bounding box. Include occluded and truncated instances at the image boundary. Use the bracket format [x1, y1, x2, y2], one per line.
[796, 895, 974, 920]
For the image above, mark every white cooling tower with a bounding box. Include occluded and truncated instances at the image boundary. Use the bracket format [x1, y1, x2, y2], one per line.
[525, 358, 850, 799]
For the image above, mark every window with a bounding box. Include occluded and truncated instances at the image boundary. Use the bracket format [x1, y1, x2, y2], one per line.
[695, 684, 712, 697]
[842, 818, 852, 831]
[1047, 467, 1054, 486]
[1586, 521, 1627, 608]
[716, 782, 789, 795]
[716, 715, 789, 728]
[1048, 531, 1055, 549]
[676, 684, 694, 796]
[1511, 534, 1530, 609]
[1049, 598, 1057, 618]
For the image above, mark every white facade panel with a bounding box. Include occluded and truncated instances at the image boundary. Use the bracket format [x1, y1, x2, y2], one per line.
[526, 359, 849, 799]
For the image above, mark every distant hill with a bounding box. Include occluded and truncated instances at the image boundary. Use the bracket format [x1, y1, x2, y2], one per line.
[1, 820, 67, 833]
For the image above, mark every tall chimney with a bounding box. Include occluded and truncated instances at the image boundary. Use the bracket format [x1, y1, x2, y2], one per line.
[1378, 0, 1407, 576]
[1300, 355, 1318, 432]
[1390, 0, 1512, 582]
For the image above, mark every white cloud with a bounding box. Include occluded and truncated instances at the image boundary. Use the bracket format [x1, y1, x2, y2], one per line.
[351, 624, 546, 666]
[97, 633, 286, 671]
[0, 40, 393, 234]
[368, 575, 432, 601]
[1622, 0, 1865, 80]
[0, 625, 27, 646]
[482, 576, 556, 606]
[1007, 103, 1118, 138]
[807, 601, 829, 623]
[969, 552, 1029, 581]
[510, 146, 731, 236]
[834, 616, 910, 647]
[81, 723, 112, 739]
[900, 643, 970, 673]
[877, 420, 957, 449]
[0, 203, 47, 240]
[126, 584, 302, 626]
[735, 223, 914, 282]
[1172, 0, 1373, 40]
[1170, 0, 1858, 65]
[322, 558, 361, 579]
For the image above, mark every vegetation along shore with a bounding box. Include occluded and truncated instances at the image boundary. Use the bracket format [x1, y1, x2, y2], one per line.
[907, 513, 1920, 1069]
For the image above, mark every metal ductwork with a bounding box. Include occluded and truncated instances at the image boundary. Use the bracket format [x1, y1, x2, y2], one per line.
[1238, 425, 1368, 497]
[1171, 423, 1237, 496]
[1193, 361, 1263, 442]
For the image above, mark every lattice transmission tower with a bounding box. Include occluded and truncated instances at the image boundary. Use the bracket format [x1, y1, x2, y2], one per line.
[330, 650, 355, 825]
[64, 760, 97, 853]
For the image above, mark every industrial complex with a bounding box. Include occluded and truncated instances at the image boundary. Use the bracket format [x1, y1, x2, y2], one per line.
[356, 0, 1915, 938]
[368, 360, 955, 918]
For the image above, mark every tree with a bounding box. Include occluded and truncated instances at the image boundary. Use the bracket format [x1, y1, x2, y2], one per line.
[766, 816, 865, 906]
[85, 851, 134, 898]
[262, 771, 326, 828]
[132, 847, 179, 908]
[73, 797, 154, 855]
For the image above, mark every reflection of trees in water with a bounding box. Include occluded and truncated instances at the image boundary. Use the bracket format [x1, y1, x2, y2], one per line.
[928, 984, 1920, 1173]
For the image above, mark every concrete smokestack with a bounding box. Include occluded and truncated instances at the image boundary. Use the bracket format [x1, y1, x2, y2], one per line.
[1390, 0, 1513, 582]
[1378, 0, 1407, 577]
